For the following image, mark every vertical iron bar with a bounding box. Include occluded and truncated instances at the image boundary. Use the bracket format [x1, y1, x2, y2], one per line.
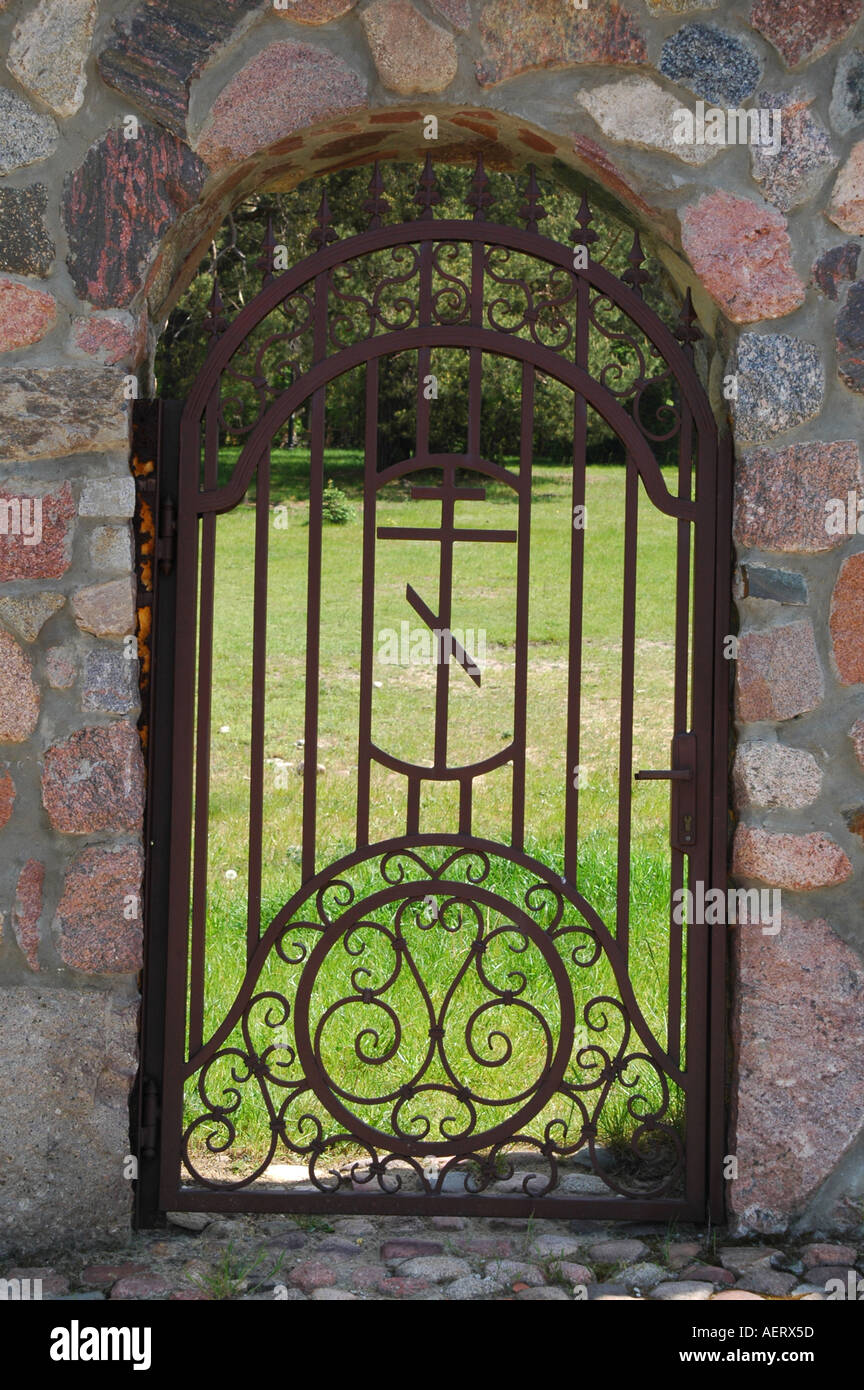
[708, 428, 733, 1220]
[302, 268, 329, 882]
[416, 236, 433, 456]
[302, 388, 325, 882]
[667, 401, 694, 1065]
[615, 456, 639, 960]
[511, 362, 533, 850]
[159, 401, 203, 1208]
[564, 274, 589, 887]
[188, 390, 219, 1056]
[406, 776, 421, 834]
[356, 360, 378, 847]
[468, 240, 484, 455]
[433, 459, 455, 770]
[683, 427, 719, 1211]
[247, 444, 270, 959]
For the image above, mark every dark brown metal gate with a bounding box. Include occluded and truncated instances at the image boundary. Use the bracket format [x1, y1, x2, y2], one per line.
[135, 159, 731, 1226]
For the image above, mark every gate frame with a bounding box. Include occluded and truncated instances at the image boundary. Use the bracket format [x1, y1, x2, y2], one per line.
[133, 187, 733, 1230]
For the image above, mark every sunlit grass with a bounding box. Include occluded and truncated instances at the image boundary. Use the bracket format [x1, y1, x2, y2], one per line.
[184, 457, 687, 1173]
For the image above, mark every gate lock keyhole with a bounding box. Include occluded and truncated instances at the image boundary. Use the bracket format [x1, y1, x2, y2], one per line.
[634, 732, 697, 854]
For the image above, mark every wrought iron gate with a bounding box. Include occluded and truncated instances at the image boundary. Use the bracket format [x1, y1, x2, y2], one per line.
[135, 159, 731, 1225]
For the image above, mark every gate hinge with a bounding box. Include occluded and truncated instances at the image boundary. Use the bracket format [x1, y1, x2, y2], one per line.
[139, 1076, 161, 1160]
[156, 495, 176, 576]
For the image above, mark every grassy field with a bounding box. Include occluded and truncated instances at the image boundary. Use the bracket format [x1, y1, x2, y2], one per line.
[183, 451, 689, 1172]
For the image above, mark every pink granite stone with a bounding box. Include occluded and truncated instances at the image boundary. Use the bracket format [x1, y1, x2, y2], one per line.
[734, 442, 861, 552]
[681, 192, 805, 323]
[831, 553, 864, 684]
[476, 0, 646, 86]
[41, 723, 144, 834]
[361, 0, 458, 95]
[196, 42, 367, 170]
[802, 1242, 858, 1266]
[730, 916, 864, 1232]
[12, 858, 43, 971]
[0, 482, 74, 581]
[736, 621, 823, 721]
[109, 1273, 168, 1298]
[733, 741, 822, 811]
[750, 90, 837, 213]
[750, 0, 861, 69]
[828, 142, 864, 234]
[54, 844, 143, 973]
[289, 1260, 337, 1292]
[732, 827, 852, 890]
[71, 577, 135, 639]
[0, 277, 55, 352]
[0, 630, 39, 741]
[70, 312, 143, 366]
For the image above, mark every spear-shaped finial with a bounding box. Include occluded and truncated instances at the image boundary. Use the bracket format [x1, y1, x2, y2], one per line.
[621, 229, 650, 297]
[519, 164, 547, 234]
[362, 161, 390, 230]
[572, 191, 599, 247]
[203, 271, 227, 344]
[675, 287, 703, 354]
[466, 153, 494, 222]
[309, 188, 338, 250]
[415, 152, 440, 220]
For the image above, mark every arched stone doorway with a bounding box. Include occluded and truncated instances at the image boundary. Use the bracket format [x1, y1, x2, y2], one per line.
[3, 2, 863, 1250]
[134, 154, 731, 1223]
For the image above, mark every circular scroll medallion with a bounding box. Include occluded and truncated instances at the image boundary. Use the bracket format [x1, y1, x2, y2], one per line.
[293, 876, 576, 1158]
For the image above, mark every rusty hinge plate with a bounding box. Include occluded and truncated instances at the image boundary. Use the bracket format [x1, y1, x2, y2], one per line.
[156, 495, 176, 576]
[139, 1077, 160, 1160]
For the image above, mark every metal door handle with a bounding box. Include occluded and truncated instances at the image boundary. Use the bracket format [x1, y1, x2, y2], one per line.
[634, 733, 697, 851]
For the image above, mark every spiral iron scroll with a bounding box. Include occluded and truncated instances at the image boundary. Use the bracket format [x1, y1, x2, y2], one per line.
[182, 845, 683, 1199]
[207, 237, 679, 455]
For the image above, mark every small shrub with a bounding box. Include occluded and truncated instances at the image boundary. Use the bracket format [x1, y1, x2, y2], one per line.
[321, 479, 354, 524]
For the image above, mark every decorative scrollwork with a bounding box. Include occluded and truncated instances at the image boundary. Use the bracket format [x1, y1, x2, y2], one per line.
[431, 241, 471, 326]
[328, 245, 421, 349]
[484, 246, 577, 352]
[213, 288, 316, 444]
[182, 843, 683, 1200]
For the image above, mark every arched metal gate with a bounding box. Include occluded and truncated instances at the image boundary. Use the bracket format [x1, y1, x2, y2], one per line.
[134, 159, 731, 1225]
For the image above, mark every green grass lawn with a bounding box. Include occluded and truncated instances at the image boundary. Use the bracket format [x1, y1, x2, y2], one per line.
[183, 452, 689, 1176]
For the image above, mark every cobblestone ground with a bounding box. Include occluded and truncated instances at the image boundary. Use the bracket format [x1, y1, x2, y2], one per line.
[8, 1215, 862, 1302]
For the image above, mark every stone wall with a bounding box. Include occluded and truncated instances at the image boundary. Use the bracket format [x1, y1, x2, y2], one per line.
[1, 0, 864, 1251]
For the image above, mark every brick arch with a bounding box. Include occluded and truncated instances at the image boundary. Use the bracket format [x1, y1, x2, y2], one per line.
[141, 103, 694, 340]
